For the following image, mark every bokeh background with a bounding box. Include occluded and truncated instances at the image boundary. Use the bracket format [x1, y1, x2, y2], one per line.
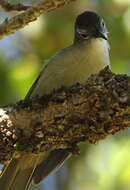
[1, 0, 130, 190]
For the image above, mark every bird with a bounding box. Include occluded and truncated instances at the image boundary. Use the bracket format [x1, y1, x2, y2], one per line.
[0, 11, 110, 190]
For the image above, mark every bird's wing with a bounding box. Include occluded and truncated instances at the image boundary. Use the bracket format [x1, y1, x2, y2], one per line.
[0, 154, 39, 190]
[33, 149, 71, 184]
[25, 45, 78, 98]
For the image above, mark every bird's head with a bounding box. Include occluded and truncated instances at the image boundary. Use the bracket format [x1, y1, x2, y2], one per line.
[74, 11, 108, 43]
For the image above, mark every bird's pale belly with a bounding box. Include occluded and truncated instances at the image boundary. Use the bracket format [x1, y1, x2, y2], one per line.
[58, 38, 110, 86]
[30, 38, 110, 97]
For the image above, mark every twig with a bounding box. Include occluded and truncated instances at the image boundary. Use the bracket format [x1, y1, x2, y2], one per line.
[0, 0, 30, 11]
[0, 0, 76, 39]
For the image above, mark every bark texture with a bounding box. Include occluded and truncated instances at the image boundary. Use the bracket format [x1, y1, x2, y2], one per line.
[0, 0, 76, 39]
[0, 67, 130, 164]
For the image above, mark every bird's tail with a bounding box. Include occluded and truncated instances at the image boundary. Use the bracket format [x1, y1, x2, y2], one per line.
[0, 154, 38, 190]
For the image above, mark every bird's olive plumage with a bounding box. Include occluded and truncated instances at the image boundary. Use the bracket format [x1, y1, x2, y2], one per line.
[0, 11, 110, 190]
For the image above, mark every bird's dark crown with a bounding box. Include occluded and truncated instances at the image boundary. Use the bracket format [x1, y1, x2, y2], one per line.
[74, 11, 108, 43]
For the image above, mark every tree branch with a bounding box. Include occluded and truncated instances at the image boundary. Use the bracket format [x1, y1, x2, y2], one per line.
[0, 0, 30, 11]
[0, 67, 130, 164]
[0, 0, 76, 39]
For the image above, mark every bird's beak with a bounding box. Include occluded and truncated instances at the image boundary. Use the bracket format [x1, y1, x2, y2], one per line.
[98, 31, 108, 40]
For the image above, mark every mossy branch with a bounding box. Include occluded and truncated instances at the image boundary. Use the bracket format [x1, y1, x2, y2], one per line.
[0, 67, 130, 164]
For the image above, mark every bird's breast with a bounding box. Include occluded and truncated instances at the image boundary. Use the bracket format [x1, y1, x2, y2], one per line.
[65, 38, 110, 84]
[85, 38, 110, 69]
[30, 38, 110, 97]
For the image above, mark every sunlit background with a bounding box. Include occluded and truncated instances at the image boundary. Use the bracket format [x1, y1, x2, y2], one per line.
[0, 0, 130, 190]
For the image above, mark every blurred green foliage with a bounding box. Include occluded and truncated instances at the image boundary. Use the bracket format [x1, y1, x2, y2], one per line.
[0, 0, 130, 189]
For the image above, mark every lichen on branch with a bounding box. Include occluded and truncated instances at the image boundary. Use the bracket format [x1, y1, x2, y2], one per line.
[0, 67, 130, 164]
